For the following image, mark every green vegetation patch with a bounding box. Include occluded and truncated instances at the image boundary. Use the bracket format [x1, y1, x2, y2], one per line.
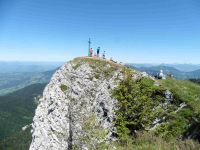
[114, 132, 200, 150]
[156, 78, 200, 139]
[60, 84, 68, 92]
[71, 57, 126, 79]
[0, 127, 32, 150]
[112, 76, 166, 139]
[0, 83, 46, 141]
[112, 74, 200, 145]
[159, 78, 200, 113]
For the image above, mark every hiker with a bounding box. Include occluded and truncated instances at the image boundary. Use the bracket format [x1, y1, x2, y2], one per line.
[102, 51, 105, 59]
[90, 48, 93, 57]
[97, 47, 100, 57]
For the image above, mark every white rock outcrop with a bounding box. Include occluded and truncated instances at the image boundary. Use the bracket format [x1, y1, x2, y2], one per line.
[29, 58, 133, 150]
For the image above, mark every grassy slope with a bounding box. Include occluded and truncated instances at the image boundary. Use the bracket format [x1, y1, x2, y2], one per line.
[71, 57, 131, 79]
[111, 77, 200, 149]
[159, 78, 200, 113]
[72, 57, 125, 69]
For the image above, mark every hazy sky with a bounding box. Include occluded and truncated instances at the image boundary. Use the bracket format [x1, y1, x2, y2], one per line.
[0, 0, 200, 63]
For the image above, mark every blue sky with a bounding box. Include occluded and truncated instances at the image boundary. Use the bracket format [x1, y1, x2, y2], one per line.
[0, 0, 200, 63]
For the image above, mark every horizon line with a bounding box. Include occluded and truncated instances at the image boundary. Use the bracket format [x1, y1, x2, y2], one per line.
[0, 60, 200, 65]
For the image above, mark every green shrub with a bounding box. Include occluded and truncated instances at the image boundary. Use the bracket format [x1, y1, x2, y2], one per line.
[112, 76, 166, 139]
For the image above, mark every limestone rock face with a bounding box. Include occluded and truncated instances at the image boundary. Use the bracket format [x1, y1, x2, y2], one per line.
[29, 58, 136, 150]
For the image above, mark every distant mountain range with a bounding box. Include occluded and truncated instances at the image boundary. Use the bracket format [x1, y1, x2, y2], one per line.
[128, 64, 200, 79]
[131, 64, 200, 72]
[0, 61, 61, 95]
[0, 69, 56, 96]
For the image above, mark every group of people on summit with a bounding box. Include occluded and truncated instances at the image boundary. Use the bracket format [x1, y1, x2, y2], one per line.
[88, 47, 106, 59]
[86, 39, 122, 65]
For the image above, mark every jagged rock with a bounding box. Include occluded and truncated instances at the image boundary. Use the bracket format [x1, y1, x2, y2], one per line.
[165, 90, 173, 102]
[30, 58, 139, 150]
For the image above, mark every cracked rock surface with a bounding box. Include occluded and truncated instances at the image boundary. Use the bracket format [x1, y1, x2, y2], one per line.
[29, 58, 138, 150]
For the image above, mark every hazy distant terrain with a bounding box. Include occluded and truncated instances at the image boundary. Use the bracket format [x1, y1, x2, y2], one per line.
[0, 62, 62, 95]
[0, 61, 63, 73]
[129, 64, 200, 79]
[0, 70, 55, 96]
[132, 64, 200, 72]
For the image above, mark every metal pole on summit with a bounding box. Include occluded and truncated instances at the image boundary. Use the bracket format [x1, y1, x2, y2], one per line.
[88, 38, 91, 57]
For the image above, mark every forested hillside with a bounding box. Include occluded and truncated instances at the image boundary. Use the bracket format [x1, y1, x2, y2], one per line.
[0, 83, 46, 142]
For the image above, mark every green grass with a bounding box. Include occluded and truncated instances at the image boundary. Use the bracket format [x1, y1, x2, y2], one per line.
[72, 57, 124, 68]
[159, 78, 200, 113]
[114, 132, 200, 150]
[71, 57, 128, 79]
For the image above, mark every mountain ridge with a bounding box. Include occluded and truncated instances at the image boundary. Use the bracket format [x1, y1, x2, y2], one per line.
[29, 57, 200, 150]
[130, 65, 200, 79]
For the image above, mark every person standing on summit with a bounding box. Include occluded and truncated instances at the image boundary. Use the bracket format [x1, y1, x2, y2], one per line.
[97, 47, 100, 57]
[90, 48, 93, 57]
[103, 51, 106, 59]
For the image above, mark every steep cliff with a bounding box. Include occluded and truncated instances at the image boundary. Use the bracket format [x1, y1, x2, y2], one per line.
[29, 57, 200, 150]
[30, 57, 143, 150]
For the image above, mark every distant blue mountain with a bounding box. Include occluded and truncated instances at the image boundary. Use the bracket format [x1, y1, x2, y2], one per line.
[130, 64, 200, 72]
[128, 64, 200, 79]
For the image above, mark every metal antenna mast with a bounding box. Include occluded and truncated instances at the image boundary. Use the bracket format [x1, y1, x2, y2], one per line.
[88, 38, 91, 57]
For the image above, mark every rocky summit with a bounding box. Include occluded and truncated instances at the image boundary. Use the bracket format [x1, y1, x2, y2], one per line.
[29, 57, 200, 150]
[29, 57, 143, 150]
